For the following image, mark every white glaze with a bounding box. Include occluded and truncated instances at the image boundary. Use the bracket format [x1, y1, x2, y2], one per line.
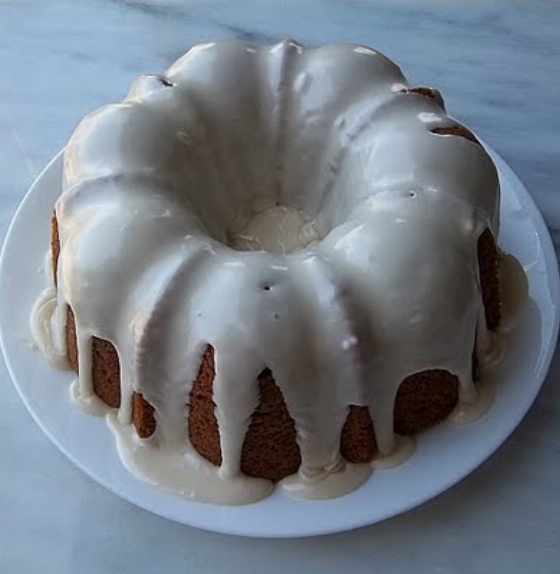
[371, 436, 415, 470]
[30, 251, 69, 369]
[107, 413, 273, 504]
[230, 205, 320, 254]
[280, 460, 371, 501]
[31, 285, 68, 370]
[31, 39, 523, 505]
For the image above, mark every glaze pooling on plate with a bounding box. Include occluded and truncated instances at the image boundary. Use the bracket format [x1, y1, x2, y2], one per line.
[32, 39, 522, 504]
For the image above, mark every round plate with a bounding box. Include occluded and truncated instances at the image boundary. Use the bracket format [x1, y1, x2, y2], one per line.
[0, 149, 558, 538]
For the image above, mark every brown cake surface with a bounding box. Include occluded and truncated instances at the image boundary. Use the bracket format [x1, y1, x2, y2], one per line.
[240, 369, 302, 481]
[431, 125, 479, 144]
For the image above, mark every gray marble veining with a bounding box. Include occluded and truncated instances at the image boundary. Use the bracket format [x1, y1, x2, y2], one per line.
[1, 1, 559, 572]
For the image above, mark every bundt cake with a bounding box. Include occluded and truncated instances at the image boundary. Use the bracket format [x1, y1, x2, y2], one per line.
[32, 39, 518, 504]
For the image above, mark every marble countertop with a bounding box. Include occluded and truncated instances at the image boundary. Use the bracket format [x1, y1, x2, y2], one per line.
[1, 1, 559, 572]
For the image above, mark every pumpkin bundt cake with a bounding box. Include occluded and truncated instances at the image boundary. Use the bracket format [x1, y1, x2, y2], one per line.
[33, 40, 515, 504]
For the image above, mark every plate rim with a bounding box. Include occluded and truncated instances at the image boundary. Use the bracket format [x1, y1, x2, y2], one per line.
[1, 147, 559, 538]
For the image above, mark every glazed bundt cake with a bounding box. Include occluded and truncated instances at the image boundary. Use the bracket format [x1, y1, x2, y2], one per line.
[33, 40, 514, 504]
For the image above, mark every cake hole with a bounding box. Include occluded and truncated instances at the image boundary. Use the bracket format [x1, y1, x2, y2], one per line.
[228, 205, 322, 255]
[408, 191, 416, 198]
[160, 76, 173, 87]
[431, 126, 479, 144]
[263, 285, 271, 291]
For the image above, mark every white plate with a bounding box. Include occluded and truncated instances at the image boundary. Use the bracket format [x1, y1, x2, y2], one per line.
[1, 149, 558, 538]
